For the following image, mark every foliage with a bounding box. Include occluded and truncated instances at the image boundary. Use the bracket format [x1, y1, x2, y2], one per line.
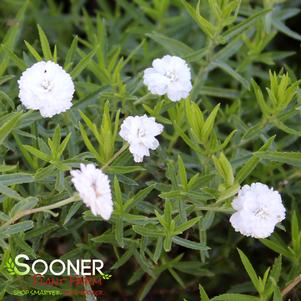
[0, 0, 300, 300]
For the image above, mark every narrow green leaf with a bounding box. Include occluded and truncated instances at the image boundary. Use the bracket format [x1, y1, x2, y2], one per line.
[147, 32, 193, 56]
[0, 112, 23, 145]
[0, 183, 23, 201]
[10, 197, 38, 216]
[222, 8, 271, 40]
[174, 217, 200, 234]
[272, 19, 301, 41]
[24, 41, 42, 61]
[37, 25, 52, 60]
[255, 151, 301, 167]
[23, 145, 50, 161]
[114, 176, 123, 208]
[111, 248, 134, 270]
[70, 48, 97, 79]
[237, 249, 260, 292]
[124, 184, 155, 210]
[79, 123, 102, 163]
[199, 284, 210, 301]
[132, 225, 164, 237]
[236, 136, 275, 183]
[0, 173, 34, 185]
[1, 45, 27, 70]
[63, 202, 82, 225]
[64, 35, 78, 70]
[213, 61, 249, 89]
[172, 236, 209, 251]
[178, 155, 188, 191]
[201, 104, 220, 143]
[106, 166, 145, 174]
[251, 79, 270, 116]
[211, 294, 259, 301]
[115, 218, 124, 247]
[260, 239, 293, 259]
[2, 221, 34, 236]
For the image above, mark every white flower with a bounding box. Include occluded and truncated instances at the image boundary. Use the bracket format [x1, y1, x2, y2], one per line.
[230, 183, 286, 239]
[119, 115, 163, 163]
[71, 164, 113, 220]
[18, 61, 75, 118]
[143, 55, 192, 102]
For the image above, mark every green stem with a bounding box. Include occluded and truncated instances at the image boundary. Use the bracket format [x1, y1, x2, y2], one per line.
[197, 206, 233, 213]
[134, 93, 153, 105]
[2, 194, 81, 227]
[102, 143, 129, 171]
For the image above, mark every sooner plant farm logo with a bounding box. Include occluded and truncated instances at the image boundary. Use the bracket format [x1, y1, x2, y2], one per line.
[6, 254, 111, 297]
[5, 254, 112, 279]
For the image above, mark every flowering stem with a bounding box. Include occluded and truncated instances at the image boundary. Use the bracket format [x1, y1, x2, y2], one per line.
[2, 194, 81, 227]
[281, 273, 301, 297]
[102, 143, 129, 171]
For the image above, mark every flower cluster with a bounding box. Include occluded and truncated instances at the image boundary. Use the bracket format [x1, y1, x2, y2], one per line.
[16, 56, 286, 238]
[230, 183, 286, 238]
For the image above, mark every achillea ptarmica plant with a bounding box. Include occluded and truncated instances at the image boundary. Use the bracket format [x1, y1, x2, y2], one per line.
[143, 55, 192, 102]
[119, 115, 164, 163]
[230, 183, 286, 239]
[18, 61, 74, 117]
[70, 164, 113, 220]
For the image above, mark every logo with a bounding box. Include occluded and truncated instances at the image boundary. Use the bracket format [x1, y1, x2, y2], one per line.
[5, 257, 23, 276]
[5, 254, 111, 277]
[6, 254, 112, 297]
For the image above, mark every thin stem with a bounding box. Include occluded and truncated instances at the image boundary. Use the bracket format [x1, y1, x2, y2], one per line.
[102, 143, 129, 171]
[197, 206, 233, 213]
[281, 273, 301, 297]
[2, 194, 81, 227]
[134, 93, 153, 105]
